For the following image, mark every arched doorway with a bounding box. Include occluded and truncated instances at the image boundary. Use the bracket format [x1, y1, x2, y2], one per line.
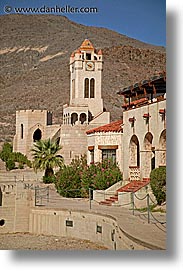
[129, 135, 140, 167]
[159, 129, 166, 166]
[33, 128, 42, 142]
[71, 113, 78, 125]
[80, 113, 87, 124]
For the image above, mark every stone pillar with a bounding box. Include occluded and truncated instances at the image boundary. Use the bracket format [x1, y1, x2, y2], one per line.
[140, 150, 154, 179]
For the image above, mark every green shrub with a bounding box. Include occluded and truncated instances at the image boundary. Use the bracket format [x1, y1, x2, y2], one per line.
[150, 167, 166, 205]
[6, 159, 15, 170]
[55, 156, 122, 198]
[43, 175, 56, 184]
[0, 142, 13, 162]
[0, 142, 32, 170]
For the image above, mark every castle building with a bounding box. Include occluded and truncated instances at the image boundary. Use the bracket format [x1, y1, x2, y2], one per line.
[13, 39, 166, 184]
[13, 39, 110, 163]
[86, 72, 166, 182]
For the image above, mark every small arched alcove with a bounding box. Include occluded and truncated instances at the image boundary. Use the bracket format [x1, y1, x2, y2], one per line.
[129, 135, 140, 167]
[33, 128, 42, 142]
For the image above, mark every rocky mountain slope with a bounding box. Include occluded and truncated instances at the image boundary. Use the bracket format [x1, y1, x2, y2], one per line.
[0, 14, 166, 141]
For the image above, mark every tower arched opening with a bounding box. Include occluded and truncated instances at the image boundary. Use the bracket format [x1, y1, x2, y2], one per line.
[80, 113, 87, 124]
[71, 113, 78, 125]
[33, 128, 42, 142]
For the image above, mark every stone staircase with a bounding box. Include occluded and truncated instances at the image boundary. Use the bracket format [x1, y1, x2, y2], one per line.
[99, 178, 150, 206]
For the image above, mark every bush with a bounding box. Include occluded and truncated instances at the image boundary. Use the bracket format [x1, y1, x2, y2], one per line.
[43, 175, 56, 184]
[55, 156, 123, 198]
[0, 142, 32, 170]
[150, 167, 166, 205]
[6, 159, 15, 171]
[0, 142, 13, 162]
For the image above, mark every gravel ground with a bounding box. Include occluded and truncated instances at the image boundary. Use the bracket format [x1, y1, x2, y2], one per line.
[0, 233, 108, 250]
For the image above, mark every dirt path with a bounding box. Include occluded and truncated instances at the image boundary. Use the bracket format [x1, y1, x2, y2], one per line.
[0, 233, 108, 250]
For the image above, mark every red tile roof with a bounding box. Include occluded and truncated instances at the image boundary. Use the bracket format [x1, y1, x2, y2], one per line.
[122, 97, 148, 109]
[86, 120, 123, 135]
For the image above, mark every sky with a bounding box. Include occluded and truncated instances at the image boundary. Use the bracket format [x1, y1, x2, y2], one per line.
[0, 0, 166, 46]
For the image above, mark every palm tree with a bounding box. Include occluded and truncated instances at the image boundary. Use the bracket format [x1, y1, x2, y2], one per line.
[32, 139, 63, 180]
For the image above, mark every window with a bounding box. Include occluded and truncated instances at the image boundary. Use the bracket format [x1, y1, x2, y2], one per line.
[72, 79, 75, 99]
[90, 78, 95, 98]
[21, 124, 23, 139]
[84, 78, 89, 98]
[90, 150, 94, 163]
[71, 113, 78, 125]
[86, 53, 91, 60]
[80, 113, 87, 124]
[102, 149, 116, 163]
[0, 187, 2, 207]
[84, 78, 95, 98]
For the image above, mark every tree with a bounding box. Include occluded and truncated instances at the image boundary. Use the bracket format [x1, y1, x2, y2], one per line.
[32, 139, 63, 182]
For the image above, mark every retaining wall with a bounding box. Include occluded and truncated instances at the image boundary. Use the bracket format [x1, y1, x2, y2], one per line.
[29, 208, 147, 250]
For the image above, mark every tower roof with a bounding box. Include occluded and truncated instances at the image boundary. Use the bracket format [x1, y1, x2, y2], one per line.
[79, 39, 95, 51]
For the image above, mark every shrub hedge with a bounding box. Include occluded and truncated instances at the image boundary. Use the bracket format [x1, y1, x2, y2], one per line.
[55, 155, 122, 198]
[150, 166, 166, 205]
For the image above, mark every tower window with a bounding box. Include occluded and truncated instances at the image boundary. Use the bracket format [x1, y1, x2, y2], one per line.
[84, 78, 89, 98]
[86, 53, 91, 60]
[90, 78, 95, 98]
[21, 124, 23, 139]
[72, 79, 75, 99]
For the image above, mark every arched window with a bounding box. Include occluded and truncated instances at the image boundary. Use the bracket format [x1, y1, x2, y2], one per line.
[80, 113, 87, 124]
[84, 78, 89, 98]
[71, 113, 78, 125]
[33, 128, 42, 142]
[90, 78, 95, 98]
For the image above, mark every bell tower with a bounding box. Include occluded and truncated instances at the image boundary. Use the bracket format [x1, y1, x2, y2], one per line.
[63, 39, 106, 125]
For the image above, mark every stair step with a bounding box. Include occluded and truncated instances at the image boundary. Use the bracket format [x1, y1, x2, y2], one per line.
[106, 198, 118, 202]
[99, 180, 150, 205]
[99, 201, 112, 206]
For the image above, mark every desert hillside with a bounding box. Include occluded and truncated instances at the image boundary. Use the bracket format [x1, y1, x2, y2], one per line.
[0, 14, 166, 141]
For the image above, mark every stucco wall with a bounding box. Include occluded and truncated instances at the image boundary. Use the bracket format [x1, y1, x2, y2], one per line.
[122, 100, 166, 180]
[87, 132, 123, 171]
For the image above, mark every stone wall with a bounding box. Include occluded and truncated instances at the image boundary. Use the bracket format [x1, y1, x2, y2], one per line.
[0, 181, 34, 233]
